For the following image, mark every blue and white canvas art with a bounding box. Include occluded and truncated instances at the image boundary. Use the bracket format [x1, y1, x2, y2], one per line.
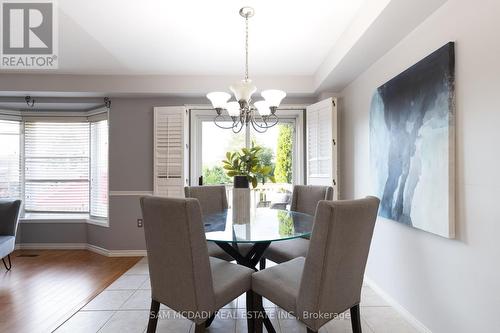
[370, 42, 455, 238]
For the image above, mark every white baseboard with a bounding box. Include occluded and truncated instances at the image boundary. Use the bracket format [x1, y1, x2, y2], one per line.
[15, 243, 146, 257]
[364, 276, 432, 333]
[86, 244, 147, 257]
[15, 243, 88, 250]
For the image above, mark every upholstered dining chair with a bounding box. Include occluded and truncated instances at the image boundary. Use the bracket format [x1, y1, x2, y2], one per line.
[261, 185, 333, 269]
[185, 185, 251, 261]
[252, 197, 380, 333]
[0, 200, 22, 271]
[140, 196, 254, 333]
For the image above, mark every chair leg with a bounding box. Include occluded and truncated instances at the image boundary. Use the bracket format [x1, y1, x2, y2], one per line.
[350, 304, 362, 333]
[146, 299, 160, 333]
[246, 291, 255, 333]
[204, 311, 217, 327]
[253, 292, 277, 333]
[253, 292, 264, 333]
[194, 322, 205, 333]
[259, 258, 266, 270]
[2, 255, 12, 271]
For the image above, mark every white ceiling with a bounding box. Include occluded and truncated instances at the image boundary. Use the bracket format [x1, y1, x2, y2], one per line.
[0, 0, 448, 96]
[55, 0, 365, 76]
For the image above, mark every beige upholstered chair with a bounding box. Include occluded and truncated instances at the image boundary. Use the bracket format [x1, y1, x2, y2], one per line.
[184, 185, 233, 261]
[290, 185, 334, 216]
[261, 185, 333, 268]
[184, 185, 228, 215]
[185, 185, 251, 261]
[140, 197, 254, 333]
[252, 197, 380, 333]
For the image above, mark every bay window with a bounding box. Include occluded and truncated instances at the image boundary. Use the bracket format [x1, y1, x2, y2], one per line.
[0, 115, 108, 221]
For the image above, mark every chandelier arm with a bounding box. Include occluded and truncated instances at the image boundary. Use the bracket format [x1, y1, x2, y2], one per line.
[214, 114, 240, 129]
[265, 114, 279, 127]
[251, 113, 279, 129]
[251, 116, 269, 128]
[232, 120, 245, 134]
[248, 109, 268, 127]
[250, 119, 269, 133]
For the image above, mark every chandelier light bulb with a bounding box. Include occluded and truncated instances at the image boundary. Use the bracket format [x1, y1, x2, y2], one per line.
[226, 101, 241, 117]
[229, 79, 257, 103]
[254, 100, 271, 116]
[261, 89, 286, 108]
[207, 92, 231, 109]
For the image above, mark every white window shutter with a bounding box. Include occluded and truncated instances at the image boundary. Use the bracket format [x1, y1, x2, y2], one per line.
[306, 98, 338, 199]
[153, 106, 189, 198]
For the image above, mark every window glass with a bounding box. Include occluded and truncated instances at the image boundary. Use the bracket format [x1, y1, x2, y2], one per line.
[250, 122, 295, 207]
[201, 121, 245, 185]
[90, 120, 108, 218]
[0, 120, 21, 199]
[24, 122, 89, 212]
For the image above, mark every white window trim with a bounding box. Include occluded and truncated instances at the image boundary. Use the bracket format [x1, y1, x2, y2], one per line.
[188, 104, 306, 187]
[0, 108, 110, 226]
[89, 118, 110, 220]
[19, 214, 109, 226]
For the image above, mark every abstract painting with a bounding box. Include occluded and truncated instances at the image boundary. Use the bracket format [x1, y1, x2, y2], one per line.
[370, 42, 455, 238]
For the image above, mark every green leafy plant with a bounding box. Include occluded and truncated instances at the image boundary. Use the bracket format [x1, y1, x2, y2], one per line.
[275, 124, 293, 183]
[278, 210, 294, 237]
[202, 165, 231, 185]
[222, 144, 276, 188]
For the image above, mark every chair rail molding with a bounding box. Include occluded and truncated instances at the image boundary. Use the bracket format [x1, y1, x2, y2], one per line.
[109, 191, 153, 196]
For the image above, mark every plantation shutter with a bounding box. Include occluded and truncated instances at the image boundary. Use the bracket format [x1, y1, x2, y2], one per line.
[90, 119, 108, 218]
[153, 106, 188, 198]
[0, 119, 21, 200]
[306, 97, 338, 199]
[24, 121, 90, 212]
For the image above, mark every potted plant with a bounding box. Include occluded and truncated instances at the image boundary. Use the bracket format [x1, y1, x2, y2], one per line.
[222, 144, 275, 222]
[222, 144, 275, 189]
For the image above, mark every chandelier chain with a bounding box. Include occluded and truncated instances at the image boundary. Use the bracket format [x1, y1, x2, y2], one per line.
[245, 16, 249, 81]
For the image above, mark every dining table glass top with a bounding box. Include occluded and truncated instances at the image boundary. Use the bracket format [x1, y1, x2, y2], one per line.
[203, 208, 314, 243]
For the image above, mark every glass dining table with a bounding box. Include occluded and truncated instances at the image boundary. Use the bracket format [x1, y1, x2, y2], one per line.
[203, 207, 314, 270]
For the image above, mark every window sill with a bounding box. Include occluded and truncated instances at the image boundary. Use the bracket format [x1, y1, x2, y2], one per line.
[20, 213, 109, 227]
[86, 218, 109, 227]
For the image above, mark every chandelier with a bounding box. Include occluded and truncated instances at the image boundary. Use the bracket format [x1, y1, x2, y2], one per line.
[206, 7, 286, 133]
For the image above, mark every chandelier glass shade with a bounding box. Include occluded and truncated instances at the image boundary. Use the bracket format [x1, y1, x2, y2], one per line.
[206, 7, 286, 133]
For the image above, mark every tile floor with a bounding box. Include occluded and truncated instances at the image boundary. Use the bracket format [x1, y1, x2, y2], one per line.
[55, 258, 420, 333]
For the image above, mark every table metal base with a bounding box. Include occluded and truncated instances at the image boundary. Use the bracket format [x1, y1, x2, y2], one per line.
[214, 241, 271, 271]
[213, 241, 275, 332]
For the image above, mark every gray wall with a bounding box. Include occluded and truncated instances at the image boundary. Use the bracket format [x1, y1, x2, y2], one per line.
[88, 96, 205, 250]
[17, 223, 87, 244]
[18, 95, 316, 250]
[339, 0, 500, 332]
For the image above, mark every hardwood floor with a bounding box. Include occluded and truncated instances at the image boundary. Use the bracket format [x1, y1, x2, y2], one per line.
[0, 250, 140, 333]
